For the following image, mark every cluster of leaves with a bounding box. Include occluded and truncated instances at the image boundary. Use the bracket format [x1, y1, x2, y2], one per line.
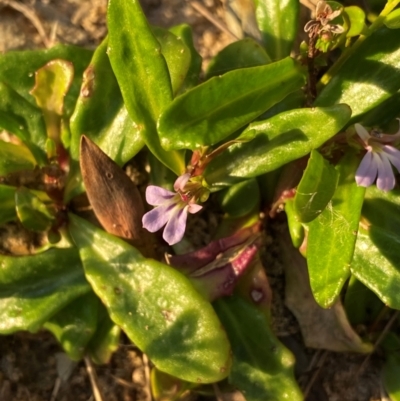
[1, 0, 400, 399]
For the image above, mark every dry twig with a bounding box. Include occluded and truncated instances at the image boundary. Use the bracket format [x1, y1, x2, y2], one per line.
[84, 355, 104, 401]
[0, 0, 51, 47]
[190, 1, 238, 41]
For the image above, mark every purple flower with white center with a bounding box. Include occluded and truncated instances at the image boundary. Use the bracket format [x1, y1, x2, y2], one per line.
[142, 173, 203, 246]
[355, 123, 400, 191]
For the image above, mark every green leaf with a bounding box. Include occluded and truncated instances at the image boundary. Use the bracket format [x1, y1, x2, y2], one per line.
[344, 275, 383, 326]
[151, 368, 196, 401]
[0, 82, 47, 164]
[0, 44, 92, 117]
[315, 27, 400, 121]
[205, 38, 271, 79]
[382, 333, 400, 401]
[169, 24, 202, 93]
[351, 187, 400, 309]
[158, 57, 305, 150]
[87, 305, 121, 365]
[44, 292, 99, 361]
[0, 141, 36, 175]
[0, 247, 90, 334]
[30, 59, 74, 143]
[360, 91, 400, 128]
[285, 199, 305, 248]
[307, 150, 366, 308]
[152, 27, 191, 95]
[67, 39, 144, 201]
[204, 104, 351, 189]
[214, 294, 302, 401]
[15, 187, 55, 232]
[217, 179, 260, 218]
[0, 184, 17, 225]
[362, 185, 400, 234]
[344, 6, 366, 37]
[107, 0, 185, 175]
[255, 0, 299, 60]
[385, 8, 400, 29]
[293, 150, 339, 223]
[68, 214, 232, 383]
[70, 38, 144, 163]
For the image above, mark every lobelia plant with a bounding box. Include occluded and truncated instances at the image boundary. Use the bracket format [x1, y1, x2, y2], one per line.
[1, 0, 400, 399]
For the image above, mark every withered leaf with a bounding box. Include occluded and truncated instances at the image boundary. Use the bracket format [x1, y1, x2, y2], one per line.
[80, 135, 155, 257]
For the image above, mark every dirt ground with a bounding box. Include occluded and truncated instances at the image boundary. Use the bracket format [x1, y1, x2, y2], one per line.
[0, 0, 387, 400]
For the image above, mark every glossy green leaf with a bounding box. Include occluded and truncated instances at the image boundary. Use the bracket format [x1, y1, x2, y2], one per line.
[205, 38, 271, 79]
[169, 24, 202, 93]
[0, 44, 92, 117]
[294, 150, 339, 223]
[360, 91, 400, 128]
[69, 38, 144, 163]
[285, 199, 305, 248]
[152, 27, 191, 95]
[255, 0, 299, 60]
[0, 184, 17, 225]
[215, 294, 302, 401]
[44, 292, 99, 361]
[344, 6, 366, 37]
[344, 275, 383, 326]
[351, 187, 400, 309]
[68, 214, 231, 383]
[0, 82, 47, 164]
[281, 231, 372, 353]
[67, 39, 144, 200]
[307, 150, 366, 308]
[87, 305, 121, 365]
[107, 0, 185, 175]
[385, 8, 400, 29]
[204, 104, 351, 189]
[158, 57, 305, 150]
[0, 141, 36, 175]
[217, 179, 260, 217]
[362, 185, 400, 233]
[316, 27, 400, 121]
[15, 187, 55, 232]
[258, 89, 305, 121]
[0, 247, 90, 334]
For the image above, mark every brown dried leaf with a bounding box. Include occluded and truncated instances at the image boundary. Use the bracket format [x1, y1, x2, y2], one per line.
[80, 135, 156, 257]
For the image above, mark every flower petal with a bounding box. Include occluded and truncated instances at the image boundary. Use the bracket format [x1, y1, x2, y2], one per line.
[355, 123, 370, 144]
[355, 151, 377, 187]
[327, 9, 342, 21]
[304, 20, 319, 32]
[173, 173, 191, 192]
[142, 203, 174, 232]
[163, 205, 188, 245]
[376, 152, 395, 191]
[382, 145, 400, 173]
[316, 1, 330, 16]
[188, 203, 203, 214]
[145, 185, 175, 206]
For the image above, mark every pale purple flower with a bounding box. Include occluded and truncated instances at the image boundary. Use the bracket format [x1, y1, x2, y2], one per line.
[355, 123, 400, 191]
[142, 173, 202, 245]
